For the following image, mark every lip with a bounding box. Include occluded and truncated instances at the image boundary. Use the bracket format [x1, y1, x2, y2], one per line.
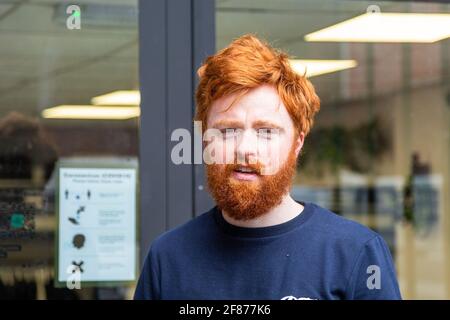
[231, 170, 259, 181]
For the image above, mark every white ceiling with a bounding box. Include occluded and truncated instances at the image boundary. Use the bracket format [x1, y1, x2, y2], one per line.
[0, 0, 448, 121]
[216, 0, 450, 103]
[0, 0, 138, 119]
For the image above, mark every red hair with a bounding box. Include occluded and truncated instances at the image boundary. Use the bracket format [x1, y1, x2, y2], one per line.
[195, 34, 320, 136]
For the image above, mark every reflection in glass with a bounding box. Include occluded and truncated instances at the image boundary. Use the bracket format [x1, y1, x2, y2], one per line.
[0, 0, 139, 300]
[217, 0, 450, 299]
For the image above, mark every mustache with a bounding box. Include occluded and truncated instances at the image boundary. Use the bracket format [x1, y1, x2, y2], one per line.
[224, 162, 265, 175]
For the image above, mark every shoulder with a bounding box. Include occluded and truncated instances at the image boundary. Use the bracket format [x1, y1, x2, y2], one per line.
[305, 202, 381, 252]
[308, 203, 378, 239]
[305, 203, 401, 298]
[150, 207, 217, 253]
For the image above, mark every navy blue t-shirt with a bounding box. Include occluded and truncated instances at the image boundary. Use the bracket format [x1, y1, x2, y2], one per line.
[134, 202, 402, 300]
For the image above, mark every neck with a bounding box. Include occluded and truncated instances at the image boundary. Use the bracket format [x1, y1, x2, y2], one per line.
[222, 194, 304, 228]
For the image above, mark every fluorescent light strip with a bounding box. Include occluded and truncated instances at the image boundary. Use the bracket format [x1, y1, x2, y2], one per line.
[305, 13, 450, 43]
[91, 90, 140, 106]
[290, 59, 357, 77]
[42, 105, 140, 120]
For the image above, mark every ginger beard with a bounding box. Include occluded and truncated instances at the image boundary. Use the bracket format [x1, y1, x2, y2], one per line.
[206, 141, 298, 221]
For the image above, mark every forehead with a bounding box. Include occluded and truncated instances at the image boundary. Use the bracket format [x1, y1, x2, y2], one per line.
[207, 84, 292, 126]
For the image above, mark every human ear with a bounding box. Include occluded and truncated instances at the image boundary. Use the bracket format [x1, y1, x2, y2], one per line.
[294, 132, 305, 157]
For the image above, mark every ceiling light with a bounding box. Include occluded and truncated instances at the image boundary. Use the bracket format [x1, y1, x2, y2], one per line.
[290, 59, 358, 77]
[42, 105, 140, 120]
[91, 90, 140, 106]
[304, 13, 450, 43]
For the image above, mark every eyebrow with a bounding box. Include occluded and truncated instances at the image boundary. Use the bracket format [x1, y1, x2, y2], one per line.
[211, 120, 243, 129]
[211, 119, 284, 131]
[252, 120, 284, 131]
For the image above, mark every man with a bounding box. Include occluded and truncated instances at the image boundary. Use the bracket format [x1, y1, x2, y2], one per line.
[134, 34, 402, 300]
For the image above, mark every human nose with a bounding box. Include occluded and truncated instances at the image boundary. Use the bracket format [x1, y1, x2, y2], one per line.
[235, 129, 257, 164]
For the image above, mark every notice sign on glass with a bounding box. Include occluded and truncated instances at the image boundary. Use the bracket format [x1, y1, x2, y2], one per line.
[56, 160, 137, 286]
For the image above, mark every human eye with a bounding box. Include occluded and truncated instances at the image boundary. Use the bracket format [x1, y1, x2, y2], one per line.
[257, 128, 276, 139]
[220, 128, 238, 139]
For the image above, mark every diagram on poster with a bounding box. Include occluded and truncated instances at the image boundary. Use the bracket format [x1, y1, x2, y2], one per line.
[57, 167, 136, 283]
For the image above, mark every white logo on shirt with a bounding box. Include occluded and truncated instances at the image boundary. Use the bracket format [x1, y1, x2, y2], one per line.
[281, 295, 316, 300]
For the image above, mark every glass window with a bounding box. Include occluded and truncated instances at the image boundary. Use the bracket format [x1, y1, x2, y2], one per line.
[216, 0, 450, 299]
[0, 0, 139, 299]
